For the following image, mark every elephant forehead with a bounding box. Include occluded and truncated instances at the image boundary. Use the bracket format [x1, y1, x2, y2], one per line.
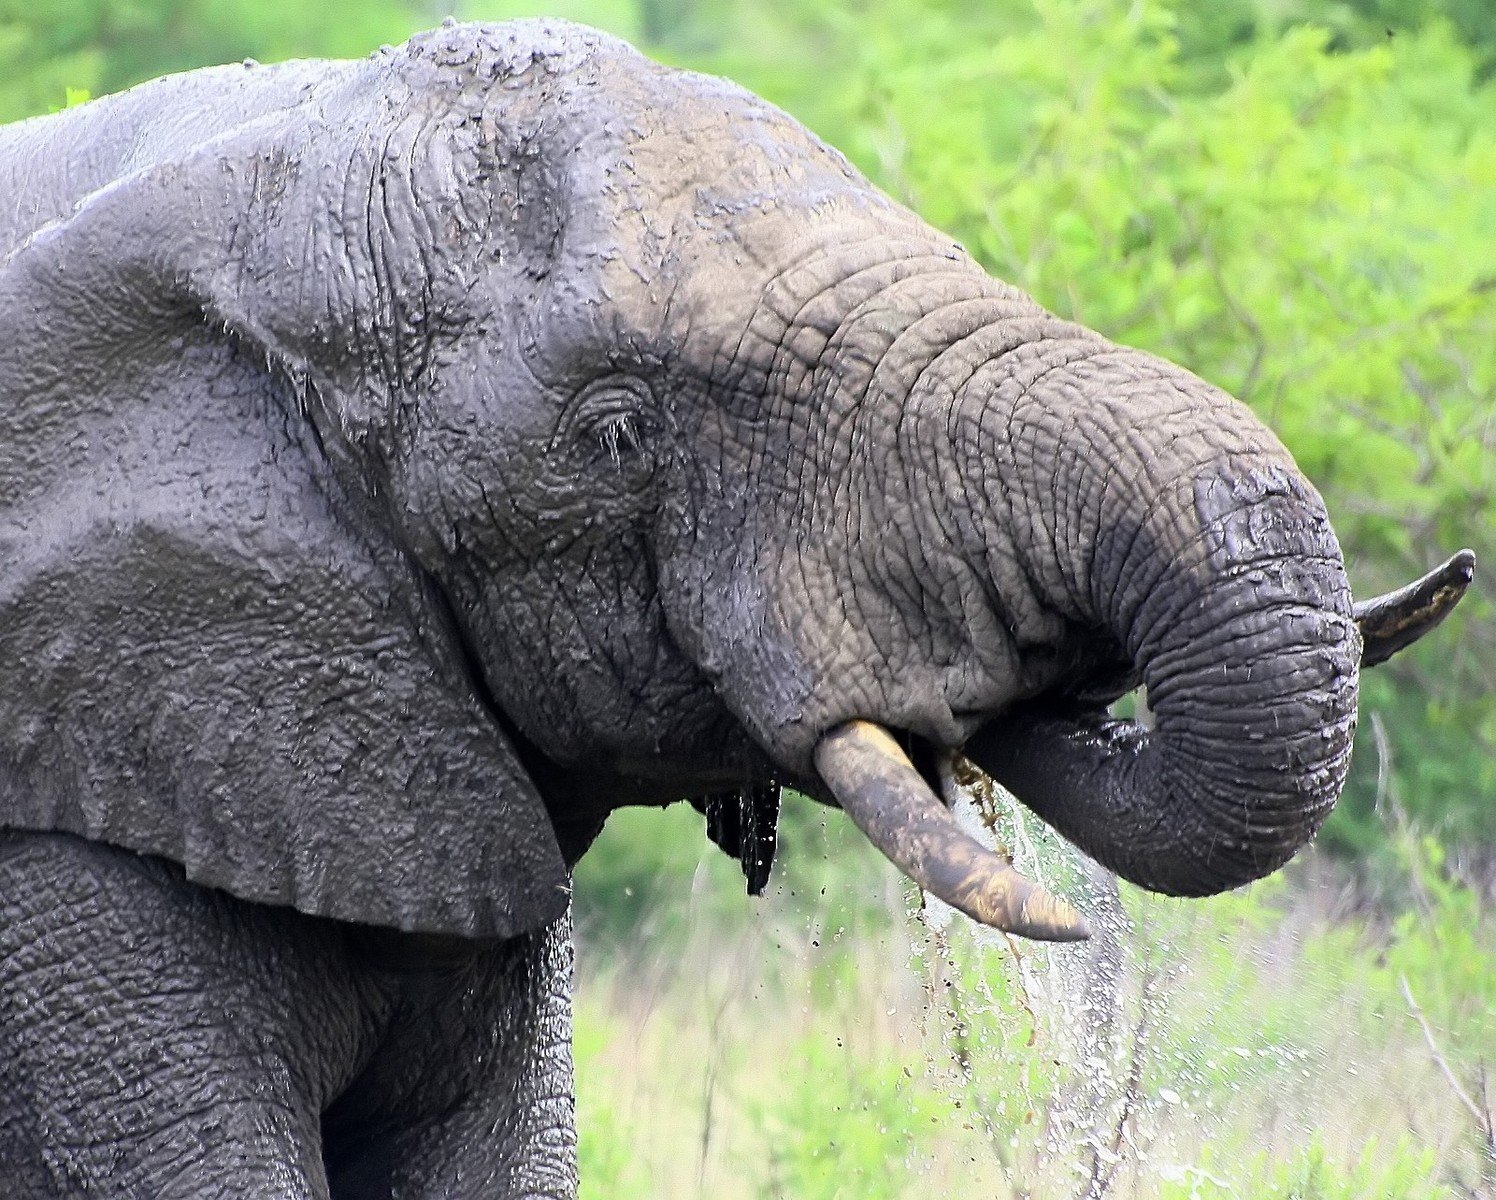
[488, 34, 920, 344]
[594, 98, 911, 319]
[366, 21, 941, 380]
[403, 17, 629, 80]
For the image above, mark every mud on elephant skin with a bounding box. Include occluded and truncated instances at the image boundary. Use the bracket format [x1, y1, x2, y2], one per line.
[0, 17, 1473, 1199]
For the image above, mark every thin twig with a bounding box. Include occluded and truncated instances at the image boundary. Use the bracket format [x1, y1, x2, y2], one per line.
[1399, 975, 1495, 1156]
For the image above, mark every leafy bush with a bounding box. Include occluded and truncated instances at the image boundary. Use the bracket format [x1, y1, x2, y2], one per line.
[0, 0, 431, 121]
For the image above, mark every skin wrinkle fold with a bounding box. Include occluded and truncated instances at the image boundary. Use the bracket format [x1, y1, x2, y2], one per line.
[1101, 424, 1262, 616]
[1150, 645, 1344, 712]
[363, 123, 405, 393]
[958, 339, 1359, 893]
[715, 242, 961, 397]
[1080, 428, 1135, 631]
[885, 315, 1061, 682]
[1053, 393, 1178, 627]
[883, 311, 1041, 525]
[896, 440, 973, 684]
[1112, 521, 1244, 662]
[1142, 565, 1358, 658]
[1140, 506, 1343, 639]
[962, 373, 1056, 650]
[1044, 385, 1091, 618]
[399, 112, 443, 386]
[777, 306, 1136, 748]
[375, 113, 425, 390]
[1059, 415, 1102, 619]
[844, 369, 928, 634]
[991, 389, 1075, 639]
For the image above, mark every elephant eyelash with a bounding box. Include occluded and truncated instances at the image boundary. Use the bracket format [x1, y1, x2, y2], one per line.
[595, 413, 642, 466]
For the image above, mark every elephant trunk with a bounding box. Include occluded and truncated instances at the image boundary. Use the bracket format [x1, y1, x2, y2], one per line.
[960, 347, 1362, 897]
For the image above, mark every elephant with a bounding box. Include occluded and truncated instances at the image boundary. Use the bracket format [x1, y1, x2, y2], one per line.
[0, 16, 1474, 1199]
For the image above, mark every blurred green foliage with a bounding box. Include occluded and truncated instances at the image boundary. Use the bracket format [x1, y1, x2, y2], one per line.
[0, 0, 439, 118]
[2, 0, 1491, 864]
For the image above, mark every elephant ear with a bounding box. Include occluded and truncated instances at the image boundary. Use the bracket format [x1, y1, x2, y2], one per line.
[0, 109, 570, 939]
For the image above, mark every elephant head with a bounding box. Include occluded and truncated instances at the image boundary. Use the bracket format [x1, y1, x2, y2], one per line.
[0, 20, 1472, 943]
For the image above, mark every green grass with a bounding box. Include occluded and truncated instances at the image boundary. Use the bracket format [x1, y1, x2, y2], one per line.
[571, 804, 1495, 1198]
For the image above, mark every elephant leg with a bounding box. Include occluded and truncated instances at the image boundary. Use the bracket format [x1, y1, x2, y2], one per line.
[323, 913, 578, 1200]
[0, 831, 395, 1199]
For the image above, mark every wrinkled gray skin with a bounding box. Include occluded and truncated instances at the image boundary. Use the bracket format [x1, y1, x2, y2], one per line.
[0, 19, 1365, 1198]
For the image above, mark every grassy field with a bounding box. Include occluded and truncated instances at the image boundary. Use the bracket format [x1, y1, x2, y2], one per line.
[571, 802, 1495, 1199]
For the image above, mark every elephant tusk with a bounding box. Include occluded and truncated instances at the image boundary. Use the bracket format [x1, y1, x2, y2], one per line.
[813, 720, 1091, 942]
[1355, 549, 1475, 668]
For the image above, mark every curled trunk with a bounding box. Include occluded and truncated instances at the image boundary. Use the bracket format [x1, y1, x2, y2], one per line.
[961, 353, 1362, 897]
[712, 274, 1464, 913]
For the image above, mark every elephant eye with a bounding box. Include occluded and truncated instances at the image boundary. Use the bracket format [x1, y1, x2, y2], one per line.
[552, 376, 662, 482]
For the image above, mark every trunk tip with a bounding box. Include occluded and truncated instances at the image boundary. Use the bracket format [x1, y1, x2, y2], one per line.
[1355, 548, 1476, 668]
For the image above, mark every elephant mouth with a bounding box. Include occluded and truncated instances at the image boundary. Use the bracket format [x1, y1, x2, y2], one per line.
[813, 720, 1092, 942]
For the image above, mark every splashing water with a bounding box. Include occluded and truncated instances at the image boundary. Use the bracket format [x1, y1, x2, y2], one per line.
[909, 765, 1167, 1198]
[901, 759, 1491, 1200]
[571, 769, 1493, 1199]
